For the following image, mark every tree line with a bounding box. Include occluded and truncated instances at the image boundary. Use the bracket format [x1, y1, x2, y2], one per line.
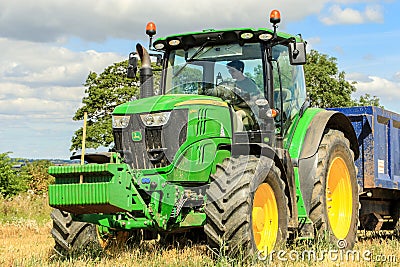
[0, 152, 54, 197]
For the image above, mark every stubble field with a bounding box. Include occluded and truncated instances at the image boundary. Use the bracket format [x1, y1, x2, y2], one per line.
[1, 194, 399, 267]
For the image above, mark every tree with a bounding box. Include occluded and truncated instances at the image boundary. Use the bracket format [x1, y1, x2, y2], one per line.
[356, 93, 383, 108]
[304, 49, 383, 109]
[170, 65, 203, 94]
[0, 152, 28, 197]
[20, 160, 54, 195]
[71, 60, 162, 151]
[304, 50, 357, 108]
[71, 61, 140, 151]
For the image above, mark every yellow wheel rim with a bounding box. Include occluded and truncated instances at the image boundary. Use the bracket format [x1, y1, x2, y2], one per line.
[252, 183, 279, 254]
[326, 157, 353, 240]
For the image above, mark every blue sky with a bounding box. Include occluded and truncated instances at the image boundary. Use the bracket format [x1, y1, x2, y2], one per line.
[0, 0, 399, 159]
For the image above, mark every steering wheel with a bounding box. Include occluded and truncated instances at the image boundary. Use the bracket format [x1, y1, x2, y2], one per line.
[205, 81, 243, 105]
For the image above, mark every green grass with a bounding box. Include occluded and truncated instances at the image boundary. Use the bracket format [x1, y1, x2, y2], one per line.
[0, 193, 52, 225]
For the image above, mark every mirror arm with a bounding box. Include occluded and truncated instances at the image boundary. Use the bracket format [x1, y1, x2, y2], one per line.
[290, 37, 299, 57]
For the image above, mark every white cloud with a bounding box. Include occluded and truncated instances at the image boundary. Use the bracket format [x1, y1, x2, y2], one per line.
[0, 38, 123, 86]
[347, 72, 372, 82]
[354, 76, 400, 99]
[321, 4, 384, 25]
[0, 83, 83, 103]
[395, 72, 400, 81]
[321, 5, 364, 24]
[0, 1, 389, 43]
[0, 0, 332, 43]
[352, 75, 400, 112]
[0, 97, 68, 114]
[365, 5, 384, 22]
[306, 37, 322, 51]
[0, 38, 123, 118]
[0, 38, 124, 158]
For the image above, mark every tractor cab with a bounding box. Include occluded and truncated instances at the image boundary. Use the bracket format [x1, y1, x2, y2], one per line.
[130, 10, 307, 146]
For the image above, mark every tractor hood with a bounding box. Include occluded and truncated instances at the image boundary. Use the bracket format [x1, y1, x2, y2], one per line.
[113, 94, 227, 114]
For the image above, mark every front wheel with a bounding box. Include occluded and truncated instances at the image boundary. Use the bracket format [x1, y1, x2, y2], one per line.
[51, 209, 105, 256]
[50, 209, 130, 256]
[204, 155, 289, 257]
[309, 129, 359, 249]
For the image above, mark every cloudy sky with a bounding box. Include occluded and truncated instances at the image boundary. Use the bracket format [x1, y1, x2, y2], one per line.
[1, 0, 399, 159]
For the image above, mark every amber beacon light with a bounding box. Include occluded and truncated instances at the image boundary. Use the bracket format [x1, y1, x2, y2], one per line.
[145, 22, 157, 50]
[270, 9, 281, 24]
[146, 22, 157, 37]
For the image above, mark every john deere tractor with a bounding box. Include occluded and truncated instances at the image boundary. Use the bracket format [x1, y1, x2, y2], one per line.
[48, 10, 359, 257]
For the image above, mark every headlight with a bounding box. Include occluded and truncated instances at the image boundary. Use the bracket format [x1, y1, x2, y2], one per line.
[140, 111, 171, 127]
[259, 33, 273, 41]
[112, 115, 130, 128]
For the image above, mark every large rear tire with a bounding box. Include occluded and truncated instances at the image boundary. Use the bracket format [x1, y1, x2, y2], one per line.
[309, 129, 359, 249]
[51, 209, 107, 256]
[205, 155, 289, 257]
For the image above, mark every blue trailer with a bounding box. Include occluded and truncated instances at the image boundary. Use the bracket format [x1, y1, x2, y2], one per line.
[332, 106, 400, 231]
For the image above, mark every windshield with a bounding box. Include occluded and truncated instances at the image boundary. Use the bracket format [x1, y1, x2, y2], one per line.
[164, 43, 265, 98]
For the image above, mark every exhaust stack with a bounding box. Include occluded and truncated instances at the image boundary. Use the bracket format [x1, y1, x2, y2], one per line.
[136, 43, 154, 99]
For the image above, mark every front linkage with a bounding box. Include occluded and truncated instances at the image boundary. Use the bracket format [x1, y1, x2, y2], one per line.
[49, 152, 207, 233]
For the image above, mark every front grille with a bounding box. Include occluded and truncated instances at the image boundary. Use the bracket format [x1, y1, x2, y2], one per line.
[145, 128, 162, 151]
[114, 109, 188, 169]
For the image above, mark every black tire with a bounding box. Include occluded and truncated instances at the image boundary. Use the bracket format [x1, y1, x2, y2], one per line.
[51, 209, 105, 256]
[205, 155, 289, 257]
[309, 129, 359, 249]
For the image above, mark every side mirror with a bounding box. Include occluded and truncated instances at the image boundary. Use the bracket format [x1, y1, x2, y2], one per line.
[150, 53, 163, 66]
[289, 42, 306, 65]
[127, 52, 138, 78]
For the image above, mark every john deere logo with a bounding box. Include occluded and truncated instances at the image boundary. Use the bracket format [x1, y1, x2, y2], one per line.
[132, 131, 142, 142]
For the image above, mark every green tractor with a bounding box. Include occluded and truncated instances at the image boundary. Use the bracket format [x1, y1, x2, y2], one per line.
[48, 10, 359, 257]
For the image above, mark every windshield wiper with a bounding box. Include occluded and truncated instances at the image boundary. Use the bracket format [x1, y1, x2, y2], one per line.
[172, 41, 214, 78]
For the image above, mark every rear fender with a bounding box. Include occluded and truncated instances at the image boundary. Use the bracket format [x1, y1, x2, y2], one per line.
[299, 111, 359, 160]
[297, 110, 358, 215]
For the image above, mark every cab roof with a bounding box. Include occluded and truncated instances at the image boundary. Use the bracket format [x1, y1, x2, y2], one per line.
[153, 28, 300, 51]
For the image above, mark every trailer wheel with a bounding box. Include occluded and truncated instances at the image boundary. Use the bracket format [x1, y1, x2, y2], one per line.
[205, 155, 289, 257]
[50, 209, 123, 256]
[310, 129, 359, 249]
